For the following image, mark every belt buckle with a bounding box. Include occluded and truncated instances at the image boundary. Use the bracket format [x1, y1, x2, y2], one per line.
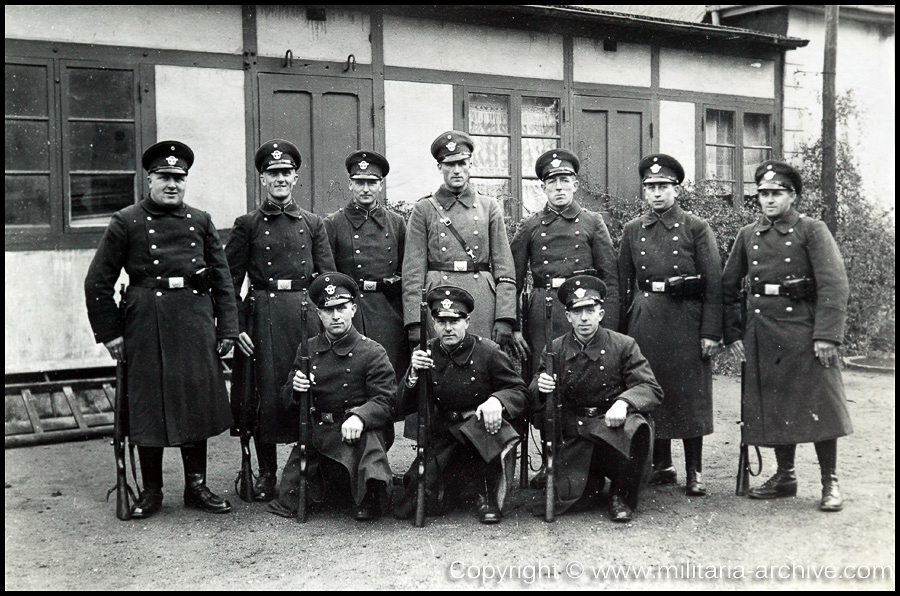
[363, 280, 377, 292]
[321, 412, 334, 424]
[764, 284, 781, 296]
[277, 280, 292, 291]
[168, 277, 184, 289]
[651, 281, 666, 292]
[551, 278, 565, 289]
[453, 261, 468, 272]
[447, 411, 460, 422]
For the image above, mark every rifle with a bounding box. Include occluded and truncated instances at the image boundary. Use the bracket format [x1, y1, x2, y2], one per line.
[295, 290, 312, 522]
[735, 288, 762, 495]
[234, 293, 258, 503]
[542, 283, 559, 522]
[414, 287, 432, 528]
[519, 291, 531, 489]
[107, 284, 138, 520]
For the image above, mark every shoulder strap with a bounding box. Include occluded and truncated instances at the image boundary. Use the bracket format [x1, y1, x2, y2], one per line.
[427, 196, 477, 264]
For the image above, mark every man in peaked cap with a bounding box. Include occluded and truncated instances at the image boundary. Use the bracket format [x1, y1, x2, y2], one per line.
[723, 159, 852, 512]
[402, 131, 518, 354]
[394, 286, 528, 524]
[225, 139, 335, 503]
[324, 150, 409, 386]
[617, 153, 722, 497]
[509, 148, 620, 487]
[85, 140, 239, 519]
[530, 276, 662, 523]
[268, 273, 397, 521]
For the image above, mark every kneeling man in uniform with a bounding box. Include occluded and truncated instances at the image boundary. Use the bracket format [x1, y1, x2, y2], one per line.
[268, 273, 397, 521]
[531, 276, 662, 522]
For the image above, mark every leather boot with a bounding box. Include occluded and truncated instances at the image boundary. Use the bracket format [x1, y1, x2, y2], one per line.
[819, 472, 843, 512]
[181, 441, 232, 513]
[648, 439, 677, 485]
[608, 494, 633, 523]
[133, 446, 164, 518]
[749, 444, 797, 499]
[131, 488, 164, 519]
[477, 467, 502, 524]
[684, 437, 706, 496]
[354, 480, 383, 521]
[254, 440, 278, 502]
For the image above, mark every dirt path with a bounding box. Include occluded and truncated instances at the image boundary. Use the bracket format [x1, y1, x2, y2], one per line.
[5, 370, 895, 590]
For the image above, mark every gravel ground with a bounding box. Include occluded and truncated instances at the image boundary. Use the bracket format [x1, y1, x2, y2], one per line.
[5, 370, 895, 590]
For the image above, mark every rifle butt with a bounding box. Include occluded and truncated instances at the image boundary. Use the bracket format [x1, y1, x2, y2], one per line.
[415, 447, 426, 527]
[545, 454, 555, 523]
[113, 361, 132, 520]
[237, 435, 255, 503]
[735, 445, 750, 496]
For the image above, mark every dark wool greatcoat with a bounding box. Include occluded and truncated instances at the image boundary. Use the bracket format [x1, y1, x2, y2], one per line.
[324, 201, 409, 380]
[723, 209, 852, 445]
[510, 201, 620, 376]
[402, 186, 517, 338]
[396, 335, 528, 511]
[530, 329, 662, 514]
[268, 327, 397, 515]
[85, 198, 238, 447]
[618, 204, 722, 439]
[225, 199, 335, 444]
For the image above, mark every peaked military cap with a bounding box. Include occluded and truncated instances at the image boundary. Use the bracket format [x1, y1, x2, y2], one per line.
[346, 150, 389, 180]
[142, 140, 194, 175]
[309, 273, 358, 309]
[255, 139, 301, 173]
[426, 285, 475, 319]
[431, 131, 474, 164]
[755, 160, 803, 195]
[535, 149, 580, 180]
[558, 275, 607, 310]
[639, 153, 684, 185]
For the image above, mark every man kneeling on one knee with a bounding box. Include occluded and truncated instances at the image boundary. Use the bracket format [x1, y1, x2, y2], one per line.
[531, 276, 662, 523]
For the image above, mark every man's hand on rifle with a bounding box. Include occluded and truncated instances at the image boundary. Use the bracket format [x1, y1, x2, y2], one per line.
[537, 372, 556, 394]
[105, 337, 126, 362]
[292, 370, 315, 394]
[605, 399, 629, 428]
[407, 326, 422, 354]
[410, 349, 434, 372]
[236, 332, 254, 357]
[217, 339, 234, 358]
[727, 340, 745, 362]
[342, 414, 364, 444]
[475, 396, 504, 435]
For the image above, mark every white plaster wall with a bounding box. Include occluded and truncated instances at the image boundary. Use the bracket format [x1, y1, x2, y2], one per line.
[4, 5, 242, 54]
[155, 66, 246, 229]
[257, 7, 371, 64]
[784, 9, 894, 209]
[659, 48, 775, 99]
[384, 81, 453, 205]
[573, 38, 651, 87]
[5, 251, 127, 373]
[383, 15, 563, 79]
[659, 101, 697, 183]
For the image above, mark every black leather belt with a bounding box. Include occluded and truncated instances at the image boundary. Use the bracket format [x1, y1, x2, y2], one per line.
[251, 279, 309, 291]
[130, 274, 206, 291]
[442, 408, 475, 423]
[313, 410, 345, 424]
[358, 280, 386, 292]
[749, 279, 815, 301]
[637, 276, 702, 298]
[428, 261, 491, 273]
[537, 269, 598, 289]
[568, 406, 605, 418]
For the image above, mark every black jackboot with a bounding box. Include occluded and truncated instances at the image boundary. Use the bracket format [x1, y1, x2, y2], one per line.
[684, 437, 706, 496]
[254, 440, 278, 502]
[132, 446, 164, 519]
[648, 439, 677, 485]
[816, 439, 843, 512]
[181, 441, 232, 513]
[749, 444, 798, 499]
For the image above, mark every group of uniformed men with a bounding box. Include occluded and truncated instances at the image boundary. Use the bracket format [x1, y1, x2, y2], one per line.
[84, 130, 852, 526]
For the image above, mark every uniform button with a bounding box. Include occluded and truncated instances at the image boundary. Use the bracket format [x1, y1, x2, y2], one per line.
[473, 274, 480, 279]
[543, 260, 549, 265]
[471, 377, 476, 381]
[786, 307, 793, 312]
[149, 229, 155, 234]
[786, 241, 792, 246]
[600, 350, 605, 354]
[473, 246, 478, 250]
[474, 216, 479, 221]
[189, 227, 194, 231]
[641, 266, 646, 270]
[785, 258, 791, 263]
[754, 294, 761, 298]
[673, 265, 679, 269]
[265, 231, 270, 235]
[441, 247, 447, 252]
[348, 353, 353, 357]
[302, 245, 306, 249]
[752, 261, 758, 265]
[266, 246, 271, 250]
[269, 277, 274, 281]
[357, 265, 362, 269]
[574, 245, 579, 249]
[267, 262, 272, 266]
[600, 366, 604, 370]
[191, 258, 197, 263]
[355, 249, 361, 254]
[541, 233, 546, 237]
[674, 223, 680, 228]
[156, 291, 163, 297]
[301, 261, 306, 265]
[755, 232, 760, 236]
[186, 213, 191, 218]
[299, 230, 304, 234]
[354, 235, 359, 239]
[641, 251, 646, 256]
[147, 216, 152, 221]
[755, 309, 761, 314]
[151, 245, 157, 249]
[673, 236, 679, 241]
[575, 218, 579, 223]
[270, 293, 275, 298]
[191, 242, 196, 247]
[641, 237, 646, 242]
[343, 384, 348, 388]
[574, 259, 580, 263]
[153, 259, 159, 265]
[156, 276, 162, 279]
[193, 290, 198, 295]
[473, 231, 479, 235]
[575, 231, 580, 235]
[443, 275, 448, 281]
[673, 250, 679, 255]
[753, 245, 759, 250]
[788, 228, 794, 233]
[440, 233, 446, 238]
[578, 421, 583, 426]
[264, 217, 269, 222]
[754, 277, 760, 281]
[644, 292, 649, 297]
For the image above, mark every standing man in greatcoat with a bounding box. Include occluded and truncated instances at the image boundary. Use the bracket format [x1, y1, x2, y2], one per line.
[323, 150, 409, 381]
[531, 276, 662, 522]
[225, 140, 336, 502]
[618, 154, 722, 496]
[85, 140, 238, 518]
[267, 274, 397, 521]
[402, 131, 518, 352]
[723, 160, 852, 512]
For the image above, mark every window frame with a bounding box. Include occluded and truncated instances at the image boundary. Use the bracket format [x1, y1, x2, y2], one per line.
[455, 85, 563, 221]
[701, 103, 775, 204]
[5, 54, 147, 250]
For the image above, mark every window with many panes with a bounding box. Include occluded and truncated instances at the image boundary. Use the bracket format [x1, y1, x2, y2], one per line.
[6, 58, 144, 248]
[704, 106, 773, 202]
[461, 89, 562, 220]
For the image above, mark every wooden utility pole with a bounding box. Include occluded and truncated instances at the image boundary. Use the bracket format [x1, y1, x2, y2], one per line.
[822, 5, 839, 234]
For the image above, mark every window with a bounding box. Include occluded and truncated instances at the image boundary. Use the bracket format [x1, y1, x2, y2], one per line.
[704, 107, 773, 202]
[462, 89, 561, 220]
[6, 57, 144, 249]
